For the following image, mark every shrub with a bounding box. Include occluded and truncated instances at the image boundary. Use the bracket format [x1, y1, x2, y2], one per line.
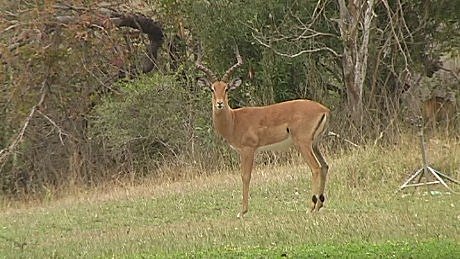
[91, 74, 191, 171]
[89, 72, 239, 176]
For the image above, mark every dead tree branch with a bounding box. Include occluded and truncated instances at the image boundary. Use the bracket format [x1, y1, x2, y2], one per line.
[53, 3, 164, 76]
[36, 110, 76, 145]
[382, 0, 410, 71]
[251, 32, 341, 58]
[0, 80, 47, 165]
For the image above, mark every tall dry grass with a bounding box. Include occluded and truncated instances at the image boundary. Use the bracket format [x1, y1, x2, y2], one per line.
[1, 131, 458, 212]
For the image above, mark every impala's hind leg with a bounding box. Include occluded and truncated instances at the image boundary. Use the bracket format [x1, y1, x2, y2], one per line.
[312, 143, 328, 211]
[294, 113, 329, 212]
[296, 142, 322, 212]
[310, 113, 329, 211]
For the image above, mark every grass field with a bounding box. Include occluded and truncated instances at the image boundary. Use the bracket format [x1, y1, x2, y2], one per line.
[1, 136, 459, 258]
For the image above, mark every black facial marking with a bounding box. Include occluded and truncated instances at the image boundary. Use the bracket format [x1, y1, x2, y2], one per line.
[319, 194, 325, 203]
[312, 195, 318, 204]
[286, 128, 290, 133]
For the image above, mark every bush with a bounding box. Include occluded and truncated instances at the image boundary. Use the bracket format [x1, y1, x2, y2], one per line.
[89, 72, 239, 176]
[90, 74, 188, 170]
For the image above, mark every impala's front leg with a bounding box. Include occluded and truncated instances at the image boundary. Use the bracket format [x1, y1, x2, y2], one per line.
[237, 149, 255, 218]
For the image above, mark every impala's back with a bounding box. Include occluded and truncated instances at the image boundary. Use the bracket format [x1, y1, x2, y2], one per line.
[231, 99, 330, 150]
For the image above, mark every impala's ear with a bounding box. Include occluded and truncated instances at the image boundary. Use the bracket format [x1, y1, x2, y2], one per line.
[229, 77, 242, 90]
[197, 77, 212, 90]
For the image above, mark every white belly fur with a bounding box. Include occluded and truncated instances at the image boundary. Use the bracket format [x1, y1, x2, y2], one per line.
[256, 135, 294, 152]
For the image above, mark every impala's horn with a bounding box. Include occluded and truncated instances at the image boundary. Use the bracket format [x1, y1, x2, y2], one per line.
[221, 46, 243, 82]
[195, 43, 218, 82]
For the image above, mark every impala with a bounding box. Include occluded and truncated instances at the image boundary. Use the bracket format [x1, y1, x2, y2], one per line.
[196, 48, 330, 218]
[422, 93, 457, 131]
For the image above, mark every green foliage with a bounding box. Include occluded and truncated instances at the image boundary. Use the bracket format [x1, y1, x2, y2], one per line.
[91, 75, 191, 167]
[89, 71, 239, 173]
[157, 0, 337, 105]
[1, 0, 460, 197]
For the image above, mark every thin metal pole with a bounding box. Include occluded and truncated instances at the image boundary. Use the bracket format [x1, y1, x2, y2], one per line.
[396, 117, 459, 193]
[418, 126, 429, 177]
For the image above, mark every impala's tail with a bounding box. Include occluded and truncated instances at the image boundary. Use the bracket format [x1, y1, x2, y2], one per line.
[313, 112, 329, 142]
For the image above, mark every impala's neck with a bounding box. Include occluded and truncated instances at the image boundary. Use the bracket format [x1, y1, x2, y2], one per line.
[212, 106, 235, 143]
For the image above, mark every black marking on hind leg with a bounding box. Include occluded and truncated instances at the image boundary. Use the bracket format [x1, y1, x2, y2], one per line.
[319, 194, 325, 203]
[312, 195, 318, 204]
[286, 127, 290, 133]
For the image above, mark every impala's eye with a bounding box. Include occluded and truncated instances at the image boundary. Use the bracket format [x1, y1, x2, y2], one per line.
[225, 87, 229, 92]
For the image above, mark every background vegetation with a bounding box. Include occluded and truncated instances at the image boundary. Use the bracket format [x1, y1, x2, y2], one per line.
[0, 0, 459, 201]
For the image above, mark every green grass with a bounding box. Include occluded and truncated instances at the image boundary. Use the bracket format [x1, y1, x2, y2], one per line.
[1, 137, 459, 258]
[175, 240, 459, 258]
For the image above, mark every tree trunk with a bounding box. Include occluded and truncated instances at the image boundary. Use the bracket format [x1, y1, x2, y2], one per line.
[337, 0, 375, 126]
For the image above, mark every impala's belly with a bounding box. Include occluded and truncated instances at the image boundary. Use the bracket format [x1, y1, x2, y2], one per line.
[256, 135, 294, 152]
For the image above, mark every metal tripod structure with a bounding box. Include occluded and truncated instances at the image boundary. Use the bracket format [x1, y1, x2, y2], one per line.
[397, 120, 459, 193]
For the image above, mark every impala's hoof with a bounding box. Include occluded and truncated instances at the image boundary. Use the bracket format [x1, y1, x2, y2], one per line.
[310, 194, 325, 212]
[314, 194, 325, 212]
[310, 195, 318, 212]
[310, 202, 316, 212]
[315, 202, 324, 211]
[237, 210, 248, 219]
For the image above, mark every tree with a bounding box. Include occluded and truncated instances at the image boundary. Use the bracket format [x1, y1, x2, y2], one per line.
[337, 0, 375, 125]
[0, 0, 164, 194]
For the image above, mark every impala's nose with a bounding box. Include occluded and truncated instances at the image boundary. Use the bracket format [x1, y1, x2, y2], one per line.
[215, 101, 224, 109]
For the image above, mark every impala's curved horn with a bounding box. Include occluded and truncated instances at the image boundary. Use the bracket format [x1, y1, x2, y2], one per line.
[195, 43, 218, 82]
[221, 46, 243, 82]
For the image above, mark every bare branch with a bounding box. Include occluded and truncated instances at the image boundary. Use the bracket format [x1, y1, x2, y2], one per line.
[53, 3, 163, 75]
[36, 110, 77, 145]
[309, 0, 326, 27]
[0, 80, 47, 165]
[382, 0, 410, 70]
[327, 131, 359, 147]
[82, 62, 122, 95]
[438, 67, 460, 81]
[397, 0, 414, 42]
[294, 30, 338, 41]
[251, 32, 341, 58]
[2, 23, 19, 33]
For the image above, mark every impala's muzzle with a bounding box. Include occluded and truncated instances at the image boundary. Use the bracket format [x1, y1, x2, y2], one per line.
[215, 101, 225, 110]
